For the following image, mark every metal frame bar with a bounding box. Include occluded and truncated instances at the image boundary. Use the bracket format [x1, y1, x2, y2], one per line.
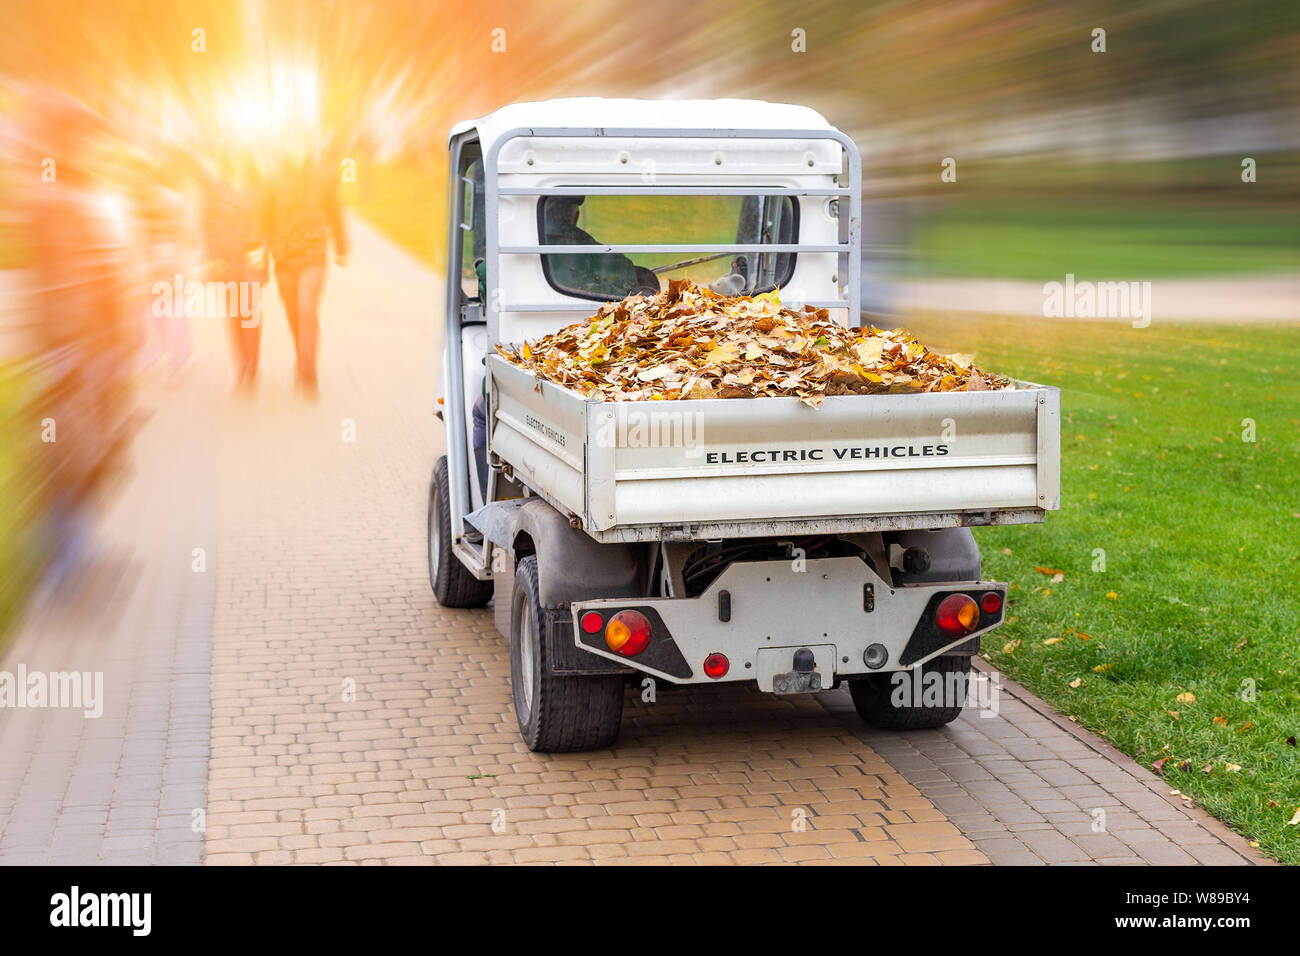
[495, 299, 852, 312]
[501, 243, 845, 254]
[498, 185, 851, 197]
[483, 126, 863, 343]
[582, 509, 1047, 545]
[443, 131, 479, 565]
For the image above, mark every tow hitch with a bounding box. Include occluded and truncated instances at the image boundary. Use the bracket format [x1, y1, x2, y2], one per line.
[772, 646, 823, 695]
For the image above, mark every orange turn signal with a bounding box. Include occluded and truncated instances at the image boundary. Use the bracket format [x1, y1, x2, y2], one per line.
[605, 610, 651, 656]
[936, 594, 981, 637]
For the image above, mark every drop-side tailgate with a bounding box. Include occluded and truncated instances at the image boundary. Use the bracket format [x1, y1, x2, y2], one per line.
[487, 354, 1060, 542]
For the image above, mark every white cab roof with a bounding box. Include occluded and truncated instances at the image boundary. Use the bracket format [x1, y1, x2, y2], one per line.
[448, 97, 835, 154]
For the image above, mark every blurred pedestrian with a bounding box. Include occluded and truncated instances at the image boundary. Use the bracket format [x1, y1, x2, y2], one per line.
[199, 155, 268, 393]
[266, 142, 347, 398]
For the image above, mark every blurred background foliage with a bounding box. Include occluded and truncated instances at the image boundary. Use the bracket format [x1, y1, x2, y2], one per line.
[1, 0, 1296, 273]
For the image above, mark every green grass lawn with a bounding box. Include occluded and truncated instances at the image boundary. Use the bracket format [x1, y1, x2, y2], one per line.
[904, 312, 1300, 864]
[911, 199, 1300, 280]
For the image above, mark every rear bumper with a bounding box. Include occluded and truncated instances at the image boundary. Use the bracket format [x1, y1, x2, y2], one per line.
[570, 556, 1005, 687]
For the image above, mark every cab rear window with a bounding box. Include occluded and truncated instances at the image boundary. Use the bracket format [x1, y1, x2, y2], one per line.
[538, 193, 798, 301]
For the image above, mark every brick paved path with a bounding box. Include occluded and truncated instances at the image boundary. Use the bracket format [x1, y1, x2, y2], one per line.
[821, 672, 1258, 865]
[0, 354, 220, 864]
[0, 220, 1266, 865]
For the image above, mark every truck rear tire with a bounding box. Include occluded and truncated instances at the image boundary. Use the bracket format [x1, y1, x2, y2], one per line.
[848, 656, 971, 730]
[510, 555, 624, 752]
[428, 455, 493, 608]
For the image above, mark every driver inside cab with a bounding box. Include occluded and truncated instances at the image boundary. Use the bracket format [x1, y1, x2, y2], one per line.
[542, 195, 659, 298]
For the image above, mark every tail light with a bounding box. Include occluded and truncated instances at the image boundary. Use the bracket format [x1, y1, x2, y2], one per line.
[605, 610, 651, 656]
[936, 593, 980, 637]
[703, 653, 729, 679]
[980, 591, 1003, 614]
[580, 611, 604, 634]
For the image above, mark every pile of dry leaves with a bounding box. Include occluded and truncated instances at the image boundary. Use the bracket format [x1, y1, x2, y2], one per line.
[495, 279, 1010, 407]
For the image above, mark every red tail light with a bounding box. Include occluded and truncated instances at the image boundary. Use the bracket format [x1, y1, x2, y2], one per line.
[580, 611, 604, 634]
[703, 653, 729, 679]
[605, 610, 651, 656]
[980, 591, 1003, 614]
[936, 594, 981, 637]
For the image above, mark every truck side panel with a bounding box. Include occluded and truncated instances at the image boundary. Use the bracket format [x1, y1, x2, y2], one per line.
[491, 367, 589, 519]
[489, 355, 1060, 538]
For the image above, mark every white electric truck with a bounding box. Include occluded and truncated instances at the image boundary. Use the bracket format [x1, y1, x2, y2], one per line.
[430, 99, 1060, 751]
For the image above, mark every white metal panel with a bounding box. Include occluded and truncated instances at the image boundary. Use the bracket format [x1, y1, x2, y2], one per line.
[612, 467, 1040, 527]
[496, 136, 841, 175]
[451, 97, 835, 152]
[1036, 389, 1062, 510]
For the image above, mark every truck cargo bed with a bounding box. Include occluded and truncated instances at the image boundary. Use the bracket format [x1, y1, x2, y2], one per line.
[487, 354, 1060, 543]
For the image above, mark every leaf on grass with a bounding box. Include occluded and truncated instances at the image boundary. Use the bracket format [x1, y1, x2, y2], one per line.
[1237, 722, 1253, 733]
[1168, 710, 1180, 720]
[1176, 691, 1196, 705]
[1043, 637, 1064, 646]
[1093, 663, 1113, 674]
[1225, 763, 1243, 773]
[1289, 809, 1300, 826]
[1068, 678, 1082, 688]
[1213, 716, 1228, 727]
[1035, 566, 1065, 576]
[1002, 639, 1021, 654]
[1152, 757, 1168, 776]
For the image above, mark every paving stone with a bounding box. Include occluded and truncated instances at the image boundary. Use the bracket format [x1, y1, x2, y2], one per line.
[975, 837, 1046, 866]
[1135, 840, 1199, 866]
[1186, 843, 1250, 866]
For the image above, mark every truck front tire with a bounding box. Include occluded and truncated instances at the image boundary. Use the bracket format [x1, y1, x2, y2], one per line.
[848, 656, 971, 730]
[428, 455, 493, 608]
[510, 555, 624, 752]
